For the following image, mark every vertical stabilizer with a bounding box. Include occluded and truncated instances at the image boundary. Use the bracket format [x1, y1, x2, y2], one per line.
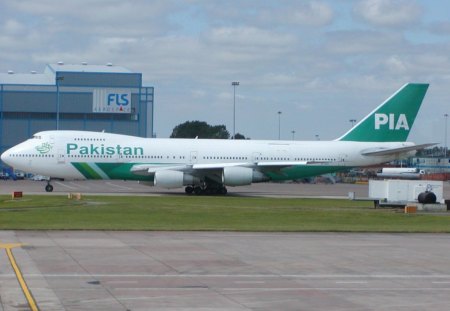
[337, 83, 429, 142]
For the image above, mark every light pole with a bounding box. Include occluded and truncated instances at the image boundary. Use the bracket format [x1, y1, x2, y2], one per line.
[445, 113, 448, 157]
[277, 111, 282, 140]
[56, 76, 64, 130]
[349, 119, 356, 127]
[291, 130, 296, 140]
[231, 81, 239, 139]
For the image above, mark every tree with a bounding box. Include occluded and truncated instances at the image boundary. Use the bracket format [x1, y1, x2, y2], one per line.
[233, 133, 249, 140]
[170, 121, 230, 139]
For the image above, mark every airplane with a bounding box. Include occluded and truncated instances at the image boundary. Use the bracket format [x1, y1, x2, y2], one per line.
[1, 83, 434, 195]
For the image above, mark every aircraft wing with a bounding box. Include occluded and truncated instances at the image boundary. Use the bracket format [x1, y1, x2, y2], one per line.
[192, 162, 251, 169]
[130, 163, 251, 175]
[193, 161, 315, 169]
[130, 164, 190, 175]
[361, 143, 437, 156]
[193, 161, 322, 176]
[130, 160, 324, 176]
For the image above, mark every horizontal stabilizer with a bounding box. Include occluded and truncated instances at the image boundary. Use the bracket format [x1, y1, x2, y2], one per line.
[361, 143, 437, 156]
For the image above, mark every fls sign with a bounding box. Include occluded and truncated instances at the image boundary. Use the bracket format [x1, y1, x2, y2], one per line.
[93, 88, 131, 113]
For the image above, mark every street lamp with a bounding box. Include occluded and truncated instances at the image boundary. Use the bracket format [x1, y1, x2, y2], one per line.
[277, 111, 282, 140]
[291, 130, 296, 140]
[231, 81, 239, 139]
[349, 119, 356, 127]
[56, 76, 64, 130]
[445, 113, 448, 157]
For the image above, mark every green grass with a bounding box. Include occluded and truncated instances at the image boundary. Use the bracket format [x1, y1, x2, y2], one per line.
[1, 195, 450, 232]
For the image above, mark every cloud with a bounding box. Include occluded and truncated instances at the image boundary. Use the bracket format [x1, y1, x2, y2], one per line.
[270, 1, 334, 27]
[382, 52, 450, 76]
[325, 30, 405, 54]
[200, 1, 334, 29]
[429, 21, 450, 36]
[384, 55, 408, 73]
[2, 19, 26, 34]
[207, 26, 294, 47]
[3, 0, 180, 36]
[205, 27, 297, 64]
[353, 0, 422, 27]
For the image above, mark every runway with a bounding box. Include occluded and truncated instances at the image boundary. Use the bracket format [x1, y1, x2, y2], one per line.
[2, 231, 450, 310]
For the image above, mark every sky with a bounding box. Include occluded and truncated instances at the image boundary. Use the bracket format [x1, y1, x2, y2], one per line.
[1, 0, 450, 144]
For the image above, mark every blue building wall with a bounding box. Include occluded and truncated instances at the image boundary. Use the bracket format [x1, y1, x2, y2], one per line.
[0, 65, 154, 169]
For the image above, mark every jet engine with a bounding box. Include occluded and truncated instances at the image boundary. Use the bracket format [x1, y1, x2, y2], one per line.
[154, 170, 199, 189]
[222, 167, 268, 186]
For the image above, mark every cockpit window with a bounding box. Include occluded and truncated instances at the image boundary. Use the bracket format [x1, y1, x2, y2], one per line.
[32, 135, 42, 139]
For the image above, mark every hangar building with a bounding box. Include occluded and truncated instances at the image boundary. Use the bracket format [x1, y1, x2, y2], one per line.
[0, 62, 154, 169]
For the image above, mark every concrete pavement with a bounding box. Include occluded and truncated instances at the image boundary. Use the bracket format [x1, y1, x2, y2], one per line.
[1, 231, 450, 310]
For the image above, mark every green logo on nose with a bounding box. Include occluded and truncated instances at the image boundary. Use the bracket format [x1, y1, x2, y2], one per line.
[36, 142, 53, 154]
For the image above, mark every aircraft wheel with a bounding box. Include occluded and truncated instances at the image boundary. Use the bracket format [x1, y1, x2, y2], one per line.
[204, 186, 214, 195]
[193, 186, 203, 195]
[220, 187, 228, 195]
[185, 186, 194, 194]
[45, 184, 54, 192]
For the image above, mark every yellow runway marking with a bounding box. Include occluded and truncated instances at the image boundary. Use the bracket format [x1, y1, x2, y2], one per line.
[0, 242, 39, 311]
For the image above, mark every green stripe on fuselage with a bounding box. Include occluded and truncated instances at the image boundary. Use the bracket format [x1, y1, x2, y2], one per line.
[83, 162, 155, 181]
[96, 163, 144, 180]
[71, 163, 103, 179]
[267, 165, 348, 181]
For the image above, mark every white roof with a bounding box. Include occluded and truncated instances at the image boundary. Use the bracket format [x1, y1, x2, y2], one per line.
[0, 63, 135, 85]
[46, 63, 132, 74]
[0, 73, 54, 85]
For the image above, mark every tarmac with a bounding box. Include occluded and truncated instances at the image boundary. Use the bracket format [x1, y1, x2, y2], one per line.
[0, 179, 381, 198]
[1, 179, 449, 198]
[2, 231, 450, 310]
[1, 181, 450, 310]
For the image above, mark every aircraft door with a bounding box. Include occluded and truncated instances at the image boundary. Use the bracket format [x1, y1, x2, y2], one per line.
[57, 148, 66, 164]
[252, 152, 262, 163]
[116, 152, 123, 162]
[190, 151, 198, 164]
[337, 154, 348, 166]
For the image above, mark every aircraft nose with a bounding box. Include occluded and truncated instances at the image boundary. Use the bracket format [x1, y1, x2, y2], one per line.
[1, 149, 11, 165]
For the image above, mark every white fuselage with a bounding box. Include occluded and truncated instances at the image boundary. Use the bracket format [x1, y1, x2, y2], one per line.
[1, 130, 414, 182]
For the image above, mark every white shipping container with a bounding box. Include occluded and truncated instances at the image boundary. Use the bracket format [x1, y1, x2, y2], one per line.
[369, 179, 443, 203]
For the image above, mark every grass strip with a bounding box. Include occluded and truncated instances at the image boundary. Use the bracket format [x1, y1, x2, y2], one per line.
[1, 195, 449, 232]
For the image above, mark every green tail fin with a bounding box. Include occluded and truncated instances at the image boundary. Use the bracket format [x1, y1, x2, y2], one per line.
[337, 83, 429, 142]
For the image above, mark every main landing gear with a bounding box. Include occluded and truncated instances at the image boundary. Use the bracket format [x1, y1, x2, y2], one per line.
[185, 184, 228, 195]
[45, 181, 54, 192]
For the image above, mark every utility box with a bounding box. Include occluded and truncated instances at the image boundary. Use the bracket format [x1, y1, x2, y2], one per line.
[404, 205, 417, 213]
[369, 179, 444, 204]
